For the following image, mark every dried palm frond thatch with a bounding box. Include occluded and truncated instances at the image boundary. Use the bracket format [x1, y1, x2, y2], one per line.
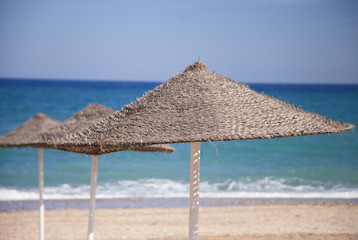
[52, 62, 354, 154]
[29, 104, 175, 153]
[0, 113, 60, 148]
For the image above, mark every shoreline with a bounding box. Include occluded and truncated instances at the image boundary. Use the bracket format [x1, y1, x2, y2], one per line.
[1, 204, 357, 240]
[1, 197, 357, 211]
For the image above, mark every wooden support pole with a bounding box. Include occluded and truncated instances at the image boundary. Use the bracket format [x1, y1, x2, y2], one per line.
[189, 142, 200, 240]
[88, 155, 98, 240]
[38, 148, 44, 240]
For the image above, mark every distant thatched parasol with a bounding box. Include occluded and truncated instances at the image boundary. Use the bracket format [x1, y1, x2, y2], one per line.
[39, 104, 175, 153]
[52, 62, 354, 240]
[0, 104, 175, 240]
[27, 104, 114, 148]
[33, 104, 175, 240]
[0, 112, 61, 240]
[0, 113, 60, 148]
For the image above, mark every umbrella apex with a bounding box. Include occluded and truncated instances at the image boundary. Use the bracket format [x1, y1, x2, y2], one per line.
[33, 113, 48, 119]
[184, 61, 207, 72]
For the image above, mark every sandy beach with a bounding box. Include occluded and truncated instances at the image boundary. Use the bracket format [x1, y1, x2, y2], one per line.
[1, 203, 357, 240]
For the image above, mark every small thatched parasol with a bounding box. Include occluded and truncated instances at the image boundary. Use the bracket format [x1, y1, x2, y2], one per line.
[29, 104, 115, 148]
[52, 62, 354, 240]
[0, 113, 61, 240]
[37, 104, 175, 153]
[0, 113, 60, 148]
[1, 105, 175, 240]
[35, 104, 174, 240]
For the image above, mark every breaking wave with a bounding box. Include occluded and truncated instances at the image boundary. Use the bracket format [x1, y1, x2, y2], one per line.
[1, 177, 358, 201]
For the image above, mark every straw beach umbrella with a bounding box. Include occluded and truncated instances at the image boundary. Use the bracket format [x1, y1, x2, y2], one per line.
[29, 104, 115, 148]
[1, 105, 174, 240]
[1, 105, 114, 240]
[31, 104, 117, 240]
[0, 113, 60, 148]
[52, 62, 354, 240]
[0, 113, 61, 240]
[38, 104, 174, 240]
[32, 104, 175, 152]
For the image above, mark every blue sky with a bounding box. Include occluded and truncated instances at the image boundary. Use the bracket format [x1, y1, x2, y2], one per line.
[0, 0, 357, 83]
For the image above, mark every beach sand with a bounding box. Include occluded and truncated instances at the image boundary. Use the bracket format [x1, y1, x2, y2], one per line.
[1, 204, 357, 240]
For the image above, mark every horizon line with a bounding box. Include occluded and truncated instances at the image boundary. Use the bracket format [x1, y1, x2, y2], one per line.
[0, 77, 358, 85]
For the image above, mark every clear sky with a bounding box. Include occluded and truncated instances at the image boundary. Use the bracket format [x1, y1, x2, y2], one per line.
[0, 0, 357, 83]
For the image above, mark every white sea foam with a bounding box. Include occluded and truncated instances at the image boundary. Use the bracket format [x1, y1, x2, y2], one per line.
[1, 178, 358, 201]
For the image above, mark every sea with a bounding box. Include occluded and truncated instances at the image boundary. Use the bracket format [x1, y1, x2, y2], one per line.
[0, 79, 357, 209]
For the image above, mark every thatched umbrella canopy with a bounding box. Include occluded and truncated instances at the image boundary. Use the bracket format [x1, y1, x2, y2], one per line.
[0, 113, 61, 148]
[53, 62, 354, 152]
[28, 104, 114, 148]
[0, 112, 61, 240]
[35, 104, 174, 153]
[0, 105, 175, 240]
[52, 62, 354, 240]
[34, 104, 174, 240]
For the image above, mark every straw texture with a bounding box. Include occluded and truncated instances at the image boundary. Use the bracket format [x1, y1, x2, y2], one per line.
[29, 104, 114, 148]
[129, 144, 175, 153]
[24, 104, 174, 154]
[52, 62, 354, 154]
[76, 143, 176, 155]
[0, 113, 61, 148]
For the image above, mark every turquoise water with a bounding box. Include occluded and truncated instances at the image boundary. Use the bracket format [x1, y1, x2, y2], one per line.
[0, 80, 357, 200]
